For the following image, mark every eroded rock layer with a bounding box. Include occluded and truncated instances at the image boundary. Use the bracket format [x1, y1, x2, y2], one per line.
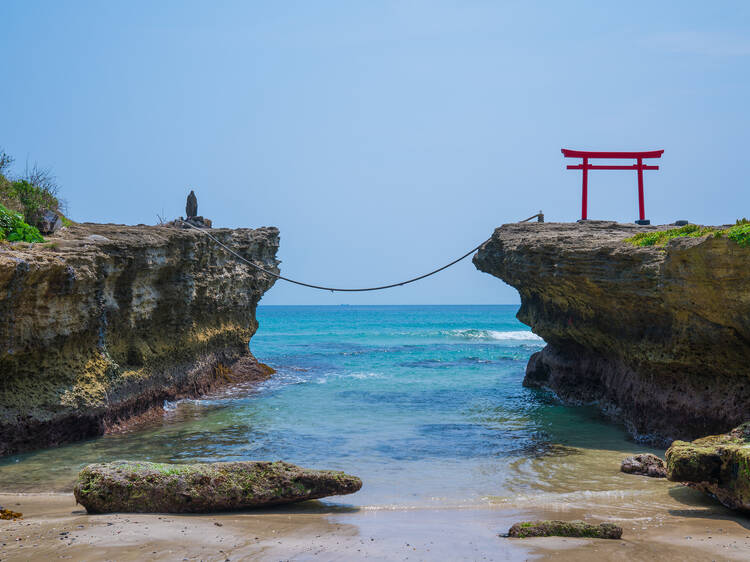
[0, 223, 279, 455]
[473, 221, 750, 445]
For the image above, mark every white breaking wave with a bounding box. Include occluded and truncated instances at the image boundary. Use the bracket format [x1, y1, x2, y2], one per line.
[315, 372, 386, 384]
[345, 371, 386, 380]
[446, 329, 544, 342]
[163, 400, 179, 411]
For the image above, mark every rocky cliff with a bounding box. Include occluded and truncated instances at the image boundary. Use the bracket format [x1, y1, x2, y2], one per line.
[0, 223, 279, 456]
[473, 221, 750, 446]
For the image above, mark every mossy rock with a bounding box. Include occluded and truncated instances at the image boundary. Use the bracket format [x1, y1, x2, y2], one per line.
[74, 460, 362, 513]
[666, 422, 750, 512]
[507, 520, 622, 539]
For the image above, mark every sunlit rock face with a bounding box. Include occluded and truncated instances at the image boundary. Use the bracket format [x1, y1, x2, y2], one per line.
[474, 220, 750, 446]
[0, 223, 279, 456]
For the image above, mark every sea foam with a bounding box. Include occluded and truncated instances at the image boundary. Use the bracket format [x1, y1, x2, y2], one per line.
[446, 329, 543, 342]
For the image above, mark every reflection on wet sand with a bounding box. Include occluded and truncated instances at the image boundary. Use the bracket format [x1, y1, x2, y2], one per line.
[1, 492, 749, 561]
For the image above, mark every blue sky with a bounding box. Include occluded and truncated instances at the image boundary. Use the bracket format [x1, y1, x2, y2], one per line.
[2, 1, 748, 304]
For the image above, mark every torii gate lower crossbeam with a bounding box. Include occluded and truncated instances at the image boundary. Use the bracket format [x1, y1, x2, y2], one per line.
[561, 149, 664, 224]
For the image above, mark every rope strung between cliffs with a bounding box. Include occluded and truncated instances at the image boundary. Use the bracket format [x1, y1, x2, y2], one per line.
[178, 210, 543, 292]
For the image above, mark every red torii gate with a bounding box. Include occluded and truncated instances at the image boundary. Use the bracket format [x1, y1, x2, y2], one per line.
[561, 149, 664, 225]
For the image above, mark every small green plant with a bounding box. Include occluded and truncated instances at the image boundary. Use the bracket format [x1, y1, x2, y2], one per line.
[8, 221, 45, 243]
[0, 203, 45, 243]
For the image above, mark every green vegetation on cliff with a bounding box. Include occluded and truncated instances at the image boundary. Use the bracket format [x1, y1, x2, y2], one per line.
[727, 220, 750, 246]
[0, 148, 69, 241]
[0, 203, 44, 242]
[625, 220, 750, 248]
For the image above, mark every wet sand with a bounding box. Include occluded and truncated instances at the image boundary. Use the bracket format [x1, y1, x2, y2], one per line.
[1, 492, 749, 561]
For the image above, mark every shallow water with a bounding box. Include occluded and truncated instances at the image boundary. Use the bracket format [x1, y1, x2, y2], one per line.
[0, 305, 666, 510]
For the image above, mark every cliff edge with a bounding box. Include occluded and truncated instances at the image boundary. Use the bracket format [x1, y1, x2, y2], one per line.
[473, 221, 750, 445]
[0, 223, 279, 456]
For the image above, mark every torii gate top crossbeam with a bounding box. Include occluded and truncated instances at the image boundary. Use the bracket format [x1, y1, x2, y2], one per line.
[561, 149, 664, 159]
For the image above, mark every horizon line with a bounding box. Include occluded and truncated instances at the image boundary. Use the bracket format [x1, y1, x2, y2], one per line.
[257, 303, 520, 307]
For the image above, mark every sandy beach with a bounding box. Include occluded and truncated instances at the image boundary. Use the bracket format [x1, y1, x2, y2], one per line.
[2, 492, 749, 561]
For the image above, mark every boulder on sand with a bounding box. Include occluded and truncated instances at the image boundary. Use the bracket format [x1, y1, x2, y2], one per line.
[620, 453, 666, 478]
[74, 460, 362, 514]
[506, 520, 622, 539]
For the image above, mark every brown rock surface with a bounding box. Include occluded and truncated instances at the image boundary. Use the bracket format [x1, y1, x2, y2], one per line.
[473, 221, 750, 445]
[0, 223, 279, 456]
[620, 453, 666, 478]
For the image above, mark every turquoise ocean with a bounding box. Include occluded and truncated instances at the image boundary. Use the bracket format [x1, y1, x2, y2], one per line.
[0, 305, 664, 511]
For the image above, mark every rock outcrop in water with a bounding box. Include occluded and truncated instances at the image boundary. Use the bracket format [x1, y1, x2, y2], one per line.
[0, 223, 279, 456]
[473, 221, 750, 445]
[74, 460, 362, 513]
[666, 423, 750, 512]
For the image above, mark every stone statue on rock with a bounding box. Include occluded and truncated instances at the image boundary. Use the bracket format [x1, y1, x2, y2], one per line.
[186, 190, 198, 218]
[167, 190, 212, 229]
